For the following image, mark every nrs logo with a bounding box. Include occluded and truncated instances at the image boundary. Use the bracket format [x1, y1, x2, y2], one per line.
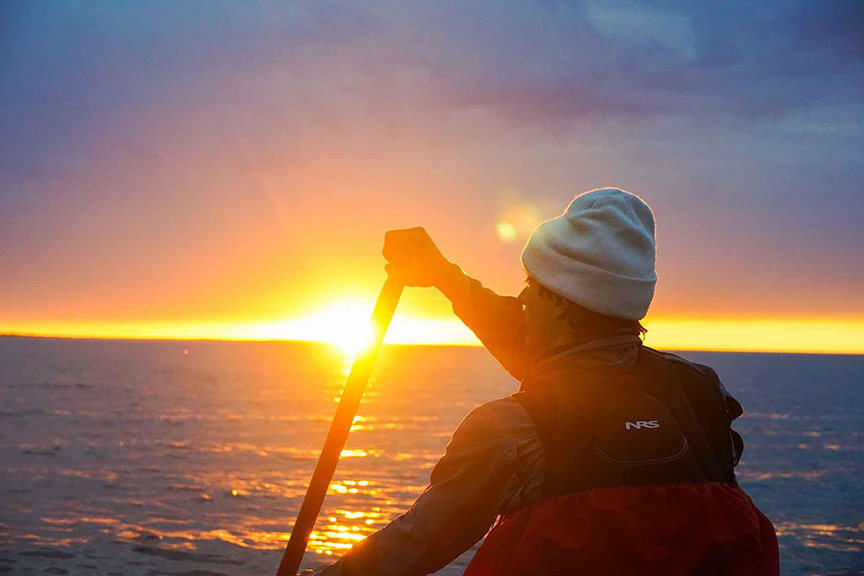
[625, 420, 660, 430]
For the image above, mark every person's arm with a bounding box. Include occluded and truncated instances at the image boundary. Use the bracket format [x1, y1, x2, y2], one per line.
[314, 398, 544, 576]
[383, 227, 531, 381]
[437, 263, 530, 381]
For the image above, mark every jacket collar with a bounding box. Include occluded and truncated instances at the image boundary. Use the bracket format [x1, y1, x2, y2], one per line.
[520, 334, 643, 391]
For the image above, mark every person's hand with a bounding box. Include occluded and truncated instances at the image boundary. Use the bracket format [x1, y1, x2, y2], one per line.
[382, 227, 451, 287]
[297, 570, 314, 576]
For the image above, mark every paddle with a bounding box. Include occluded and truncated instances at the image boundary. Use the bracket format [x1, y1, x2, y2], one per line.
[276, 278, 404, 576]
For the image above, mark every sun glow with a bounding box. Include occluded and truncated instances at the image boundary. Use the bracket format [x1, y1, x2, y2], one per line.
[274, 300, 481, 354]
[278, 300, 376, 357]
[3, 313, 863, 354]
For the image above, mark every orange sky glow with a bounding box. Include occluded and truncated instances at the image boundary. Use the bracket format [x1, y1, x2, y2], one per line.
[5, 310, 863, 356]
[3, 199, 863, 355]
[3, 191, 862, 354]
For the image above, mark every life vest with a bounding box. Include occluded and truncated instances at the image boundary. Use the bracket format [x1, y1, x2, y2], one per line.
[464, 346, 779, 576]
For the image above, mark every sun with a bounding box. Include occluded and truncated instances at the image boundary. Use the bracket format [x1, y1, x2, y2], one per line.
[324, 302, 375, 357]
[287, 300, 375, 358]
[222, 296, 481, 350]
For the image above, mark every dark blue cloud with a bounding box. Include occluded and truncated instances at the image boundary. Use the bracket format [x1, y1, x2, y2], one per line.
[3, 0, 860, 153]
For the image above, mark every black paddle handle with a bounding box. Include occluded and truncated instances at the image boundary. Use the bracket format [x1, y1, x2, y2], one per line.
[276, 278, 403, 576]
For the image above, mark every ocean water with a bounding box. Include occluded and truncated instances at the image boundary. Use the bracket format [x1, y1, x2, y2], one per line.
[0, 337, 861, 576]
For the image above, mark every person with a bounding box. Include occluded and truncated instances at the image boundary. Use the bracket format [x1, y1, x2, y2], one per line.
[312, 188, 779, 575]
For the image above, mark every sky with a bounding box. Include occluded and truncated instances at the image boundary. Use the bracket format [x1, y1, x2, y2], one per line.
[2, 1, 863, 353]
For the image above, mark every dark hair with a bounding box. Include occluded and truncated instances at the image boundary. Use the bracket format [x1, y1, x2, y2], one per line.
[526, 275, 647, 341]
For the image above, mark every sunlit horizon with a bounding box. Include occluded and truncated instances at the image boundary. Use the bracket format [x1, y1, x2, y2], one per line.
[4, 308, 863, 356]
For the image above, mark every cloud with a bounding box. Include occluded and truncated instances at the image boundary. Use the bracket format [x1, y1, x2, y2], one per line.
[4, 0, 861, 153]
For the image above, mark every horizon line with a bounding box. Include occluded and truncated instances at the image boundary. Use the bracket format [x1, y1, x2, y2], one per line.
[2, 332, 862, 357]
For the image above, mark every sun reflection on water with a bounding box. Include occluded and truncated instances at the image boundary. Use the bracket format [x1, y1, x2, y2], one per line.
[306, 500, 384, 555]
[774, 521, 863, 553]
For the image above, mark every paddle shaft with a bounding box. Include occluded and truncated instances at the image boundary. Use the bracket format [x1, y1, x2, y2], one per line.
[276, 279, 404, 576]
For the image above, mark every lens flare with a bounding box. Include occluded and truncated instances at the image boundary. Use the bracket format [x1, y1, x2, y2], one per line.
[496, 221, 518, 241]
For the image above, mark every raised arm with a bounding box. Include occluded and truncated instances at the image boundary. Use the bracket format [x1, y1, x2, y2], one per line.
[383, 228, 531, 381]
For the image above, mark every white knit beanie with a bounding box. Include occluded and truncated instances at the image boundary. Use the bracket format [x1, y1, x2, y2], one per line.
[520, 188, 657, 320]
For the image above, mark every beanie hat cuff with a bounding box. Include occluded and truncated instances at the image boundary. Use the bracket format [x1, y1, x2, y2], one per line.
[522, 251, 656, 320]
